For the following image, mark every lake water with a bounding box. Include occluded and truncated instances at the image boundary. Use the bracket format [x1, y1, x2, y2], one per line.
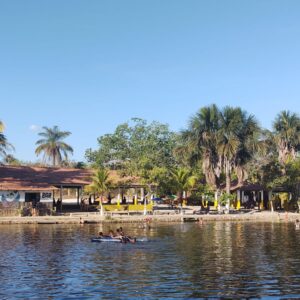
[1, 222, 300, 299]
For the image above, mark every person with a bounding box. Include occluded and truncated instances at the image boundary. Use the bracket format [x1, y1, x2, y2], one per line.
[56, 198, 62, 212]
[119, 227, 136, 243]
[98, 231, 104, 237]
[114, 229, 124, 241]
[80, 198, 85, 211]
[108, 230, 115, 238]
[295, 219, 300, 229]
[122, 196, 127, 205]
[107, 194, 112, 205]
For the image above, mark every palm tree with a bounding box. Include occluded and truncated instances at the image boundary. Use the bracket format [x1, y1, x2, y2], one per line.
[85, 168, 111, 215]
[234, 114, 261, 185]
[0, 120, 14, 159]
[183, 104, 221, 188]
[273, 110, 300, 166]
[217, 107, 241, 194]
[218, 106, 260, 194]
[170, 168, 197, 204]
[35, 126, 73, 166]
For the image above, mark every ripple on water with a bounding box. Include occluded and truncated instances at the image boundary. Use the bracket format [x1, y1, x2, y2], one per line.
[1, 222, 300, 298]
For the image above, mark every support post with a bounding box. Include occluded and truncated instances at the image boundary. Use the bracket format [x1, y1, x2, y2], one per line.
[269, 191, 273, 212]
[60, 185, 63, 212]
[77, 187, 80, 206]
[237, 190, 241, 210]
[260, 190, 264, 210]
[214, 191, 218, 210]
[117, 191, 121, 206]
[134, 188, 138, 205]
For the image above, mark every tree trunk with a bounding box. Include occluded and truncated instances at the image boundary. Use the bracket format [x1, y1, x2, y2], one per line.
[53, 153, 56, 167]
[225, 160, 231, 195]
[177, 191, 183, 205]
[100, 194, 104, 216]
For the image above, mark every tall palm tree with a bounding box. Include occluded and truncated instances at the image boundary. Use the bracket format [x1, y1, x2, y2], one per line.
[234, 114, 261, 184]
[183, 104, 221, 188]
[0, 120, 14, 159]
[170, 168, 197, 204]
[35, 126, 73, 166]
[218, 107, 260, 194]
[217, 107, 241, 194]
[85, 168, 111, 215]
[273, 110, 300, 166]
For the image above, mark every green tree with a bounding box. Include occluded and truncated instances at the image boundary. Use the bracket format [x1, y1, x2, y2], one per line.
[85, 118, 177, 192]
[85, 168, 111, 215]
[218, 106, 260, 194]
[0, 120, 14, 160]
[273, 110, 300, 167]
[182, 104, 221, 188]
[35, 126, 73, 166]
[3, 154, 20, 165]
[182, 105, 260, 194]
[170, 168, 197, 204]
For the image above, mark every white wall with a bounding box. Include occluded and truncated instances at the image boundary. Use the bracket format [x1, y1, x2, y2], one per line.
[0, 191, 52, 203]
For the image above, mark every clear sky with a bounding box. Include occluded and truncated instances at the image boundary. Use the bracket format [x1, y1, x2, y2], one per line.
[1, 0, 300, 162]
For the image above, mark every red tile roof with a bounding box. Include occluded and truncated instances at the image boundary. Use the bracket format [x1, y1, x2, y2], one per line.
[0, 166, 92, 191]
[0, 166, 144, 191]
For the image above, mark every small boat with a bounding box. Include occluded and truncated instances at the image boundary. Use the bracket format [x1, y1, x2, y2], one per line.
[91, 237, 123, 243]
[91, 237, 148, 243]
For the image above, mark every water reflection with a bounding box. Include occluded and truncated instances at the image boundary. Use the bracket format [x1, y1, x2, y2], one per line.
[1, 222, 300, 298]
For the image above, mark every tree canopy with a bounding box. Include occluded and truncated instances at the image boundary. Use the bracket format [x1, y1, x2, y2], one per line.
[85, 108, 300, 198]
[85, 118, 177, 188]
[35, 126, 73, 166]
[0, 120, 14, 160]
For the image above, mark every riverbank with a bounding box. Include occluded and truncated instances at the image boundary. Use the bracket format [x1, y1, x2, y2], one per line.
[0, 211, 299, 224]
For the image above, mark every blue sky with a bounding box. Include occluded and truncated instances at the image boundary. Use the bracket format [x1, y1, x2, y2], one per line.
[1, 0, 300, 162]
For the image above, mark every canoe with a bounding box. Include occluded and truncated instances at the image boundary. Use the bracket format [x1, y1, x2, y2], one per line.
[91, 237, 148, 243]
[91, 237, 122, 243]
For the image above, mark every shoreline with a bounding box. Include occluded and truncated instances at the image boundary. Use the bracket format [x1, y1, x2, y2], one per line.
[0, 211, 299, 224]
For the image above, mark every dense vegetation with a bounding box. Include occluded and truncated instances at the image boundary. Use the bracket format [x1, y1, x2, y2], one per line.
[85, 105, 300, 200]
[1, 105, 300, 201]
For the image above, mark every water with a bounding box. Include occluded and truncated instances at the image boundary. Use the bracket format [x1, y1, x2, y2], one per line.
[1, 222, 300, 299]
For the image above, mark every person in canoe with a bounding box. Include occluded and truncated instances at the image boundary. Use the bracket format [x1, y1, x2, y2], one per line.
[98, 230, 115, 238]
[119, 227, 136, 243]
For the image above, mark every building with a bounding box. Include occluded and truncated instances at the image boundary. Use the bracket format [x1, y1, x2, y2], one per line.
[0, 165, 92, 216]
[0, 165, 154, 216]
